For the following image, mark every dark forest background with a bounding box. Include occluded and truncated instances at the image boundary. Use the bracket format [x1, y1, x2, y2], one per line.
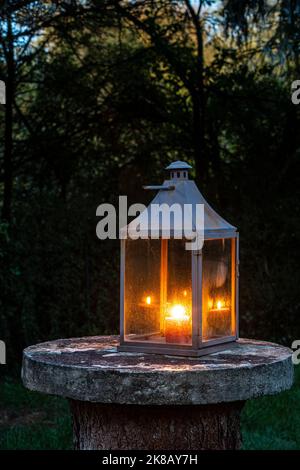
[0, 0, 300, 369]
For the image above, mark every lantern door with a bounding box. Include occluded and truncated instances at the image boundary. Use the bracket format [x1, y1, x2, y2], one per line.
[199, 235, 238, 346]
[120, 238, 196, 351]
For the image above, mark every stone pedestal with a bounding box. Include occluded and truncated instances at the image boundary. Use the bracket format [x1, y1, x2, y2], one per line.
[22, 336, 293, 450]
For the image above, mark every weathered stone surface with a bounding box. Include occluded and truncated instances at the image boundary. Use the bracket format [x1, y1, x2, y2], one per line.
[22, 336, 294, 405]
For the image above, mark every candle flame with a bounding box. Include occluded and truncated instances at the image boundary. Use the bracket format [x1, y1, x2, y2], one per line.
[183, 290, 187, 297]
[170, 304, 187, 320]
[146, 296, 151, 305]
[208, 298, 228, 311]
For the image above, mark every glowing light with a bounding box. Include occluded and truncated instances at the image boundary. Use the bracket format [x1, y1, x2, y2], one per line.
[183, 290, 187, 297]
[209, 298, 229, 312]
[146, 296, 151, 305]
[170, 304, 188, 320]
[165, 304, 191, 344]
[208, 299, 229, 312]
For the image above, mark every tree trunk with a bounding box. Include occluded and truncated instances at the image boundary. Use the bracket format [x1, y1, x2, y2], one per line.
[115, 1, 208, 184]
[191, 91, 206, 184]
[2, 14, 14, 222]
[185, 1, 206, 184]
[70, 401, 244, 450]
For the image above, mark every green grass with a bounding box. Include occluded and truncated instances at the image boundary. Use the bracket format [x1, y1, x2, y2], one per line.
[0, 379, 72, 449]
[0, 366, 299, 450]
[241, 365, 300, 450]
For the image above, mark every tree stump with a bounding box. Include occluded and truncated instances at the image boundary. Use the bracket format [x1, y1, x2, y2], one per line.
[70, 401, 244, 450]
[22, 336, 294, 450]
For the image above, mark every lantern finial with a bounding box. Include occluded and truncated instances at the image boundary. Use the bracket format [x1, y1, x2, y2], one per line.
[165, 161, 192, 181]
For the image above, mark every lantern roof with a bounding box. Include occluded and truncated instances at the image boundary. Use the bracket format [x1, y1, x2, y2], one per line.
[165, 161, 192, 170]
[123, 161, 237, 240]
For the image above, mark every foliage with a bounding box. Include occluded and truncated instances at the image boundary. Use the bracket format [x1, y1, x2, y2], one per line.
[0, 0, 299, 366]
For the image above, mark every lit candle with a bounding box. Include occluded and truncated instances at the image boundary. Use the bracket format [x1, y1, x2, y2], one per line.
[165, 304, 191, 344]
[207, 298, 231, 337]
[209, 298, 230, 314]
[139, 295, 154, 308]
[134, 295, 159, 337]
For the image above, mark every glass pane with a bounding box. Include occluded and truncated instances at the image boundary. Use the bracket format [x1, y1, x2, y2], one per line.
[124, 239, 192, 345]
[124, 239, 161, 340]
[202, 238, 235, 340]
[164, 239, 192, 345]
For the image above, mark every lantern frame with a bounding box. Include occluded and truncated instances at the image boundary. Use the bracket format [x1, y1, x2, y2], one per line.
[118, 162, 239, 357]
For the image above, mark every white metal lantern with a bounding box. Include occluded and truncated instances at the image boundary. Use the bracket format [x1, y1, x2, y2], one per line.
[118, 161, 239, 356]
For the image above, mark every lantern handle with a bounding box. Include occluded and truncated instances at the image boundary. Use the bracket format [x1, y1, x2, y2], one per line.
[143, 185, 175, 191]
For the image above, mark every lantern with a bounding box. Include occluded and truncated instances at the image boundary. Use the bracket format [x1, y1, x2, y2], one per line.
[118, 161, 239, 356]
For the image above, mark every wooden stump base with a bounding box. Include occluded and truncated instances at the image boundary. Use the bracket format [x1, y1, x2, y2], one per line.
[70, 400, 245, 450]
